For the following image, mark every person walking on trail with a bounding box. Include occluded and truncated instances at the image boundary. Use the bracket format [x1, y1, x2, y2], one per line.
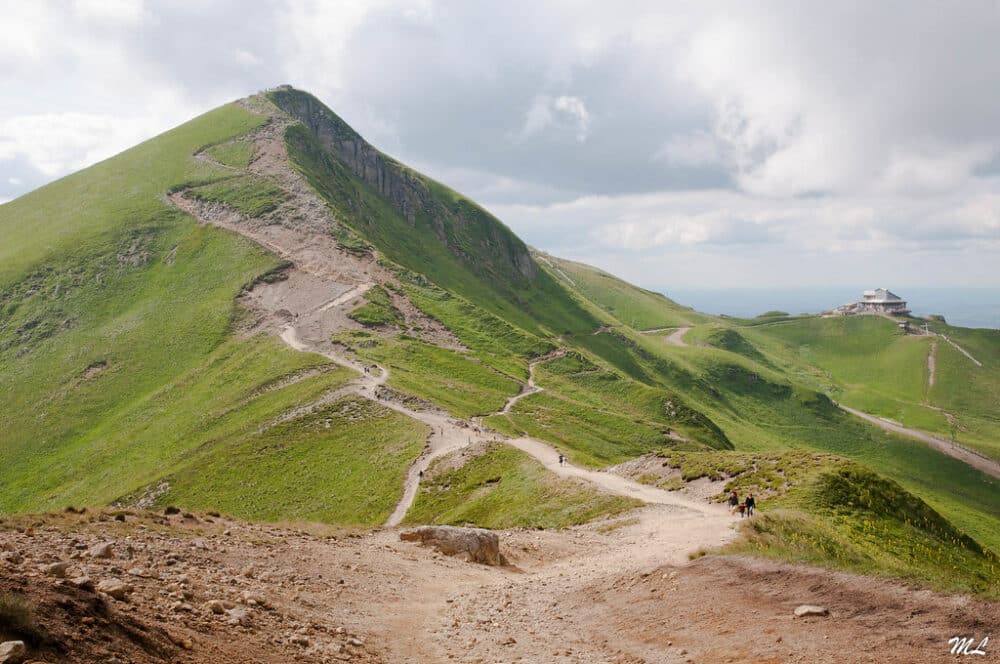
[744, 493, 756, 518]
[728, 491, 740, 514]
[558, 453, 565, 466]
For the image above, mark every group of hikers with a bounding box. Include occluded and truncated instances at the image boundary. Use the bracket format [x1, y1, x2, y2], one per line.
[727, 490, 756, 518]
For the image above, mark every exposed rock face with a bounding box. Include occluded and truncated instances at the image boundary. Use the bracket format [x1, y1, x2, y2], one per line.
[400, 526, 507, 566]
[268, 86, 539, 284]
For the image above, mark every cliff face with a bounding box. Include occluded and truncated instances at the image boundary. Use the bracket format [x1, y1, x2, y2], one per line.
[268, 87, 537, 283]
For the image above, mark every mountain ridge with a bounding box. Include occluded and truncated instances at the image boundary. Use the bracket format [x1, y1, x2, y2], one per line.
[0, 87, 998, 606]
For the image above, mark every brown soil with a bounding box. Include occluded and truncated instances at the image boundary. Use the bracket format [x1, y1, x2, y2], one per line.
[2, 511, 995, 663]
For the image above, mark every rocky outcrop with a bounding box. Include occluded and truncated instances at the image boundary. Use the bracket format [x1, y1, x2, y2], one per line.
[268, 86, 539, 284]
[400, 526, 507, 566]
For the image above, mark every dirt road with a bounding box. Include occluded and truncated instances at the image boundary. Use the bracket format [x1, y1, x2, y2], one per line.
[839, 403, 1000, 480]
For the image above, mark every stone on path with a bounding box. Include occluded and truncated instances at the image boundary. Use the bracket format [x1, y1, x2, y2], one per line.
[96, 578, 132, 600]
[0, 641, 26, 664]
[400, 526, 507, 566]
[793, 604, 829, 617]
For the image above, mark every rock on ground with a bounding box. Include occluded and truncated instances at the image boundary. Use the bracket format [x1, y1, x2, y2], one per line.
[0, 641, 26, 664]
[400, 526, 507, 566]
[96, 578, 132, 600]
[794, 604, 830, 617]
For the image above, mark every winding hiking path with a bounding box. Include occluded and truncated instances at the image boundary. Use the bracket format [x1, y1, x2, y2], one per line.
[838, 404, 1000, 480]
[169, 130, 733, 560]
[499, 349, 563, 414]
[280, 326, 490, 527]
[282, 322, 730, 532]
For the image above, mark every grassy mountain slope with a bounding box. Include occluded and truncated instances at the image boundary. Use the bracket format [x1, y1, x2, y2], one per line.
[1, 87, 997, 598]
[0, 103, 426, 523]
[733, 316, 1000, 459]
[540, 255, 712, 329]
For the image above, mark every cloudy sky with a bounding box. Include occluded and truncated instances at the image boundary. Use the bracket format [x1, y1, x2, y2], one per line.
[2, 1, 999, 290]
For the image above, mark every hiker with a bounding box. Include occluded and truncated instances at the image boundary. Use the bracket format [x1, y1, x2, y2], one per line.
[737, 502, 746, 518]
[418, 470, 424, 480]
[558, 453, 565, 466]
[728, 491, 739, 514]
[745, 493, 756, 518]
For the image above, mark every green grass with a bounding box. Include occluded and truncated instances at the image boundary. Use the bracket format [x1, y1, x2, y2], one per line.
[737, 316, 1000, 459]
[1, 332, 356, 512]
[404, 444, 641, 528]
[349, 285, 403, 327]
[0, 101, 409, 521]
[651, 449, 840, 499]
[161, 396, 426, 525]
[335, 331, 520, 419]
[725, 463, 1000, 599]
[332, 224, 372, 255]
[926, 324, 1000, 458]
[400, 278, 552, 379]
[543, 255, 711, 330]
[489, 350, 730, 461]
[187, 174, 287, 217]
[203, 140, 255, 169]
[0, 105, 267, 288]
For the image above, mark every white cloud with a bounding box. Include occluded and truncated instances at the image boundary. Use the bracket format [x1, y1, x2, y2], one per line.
[72, 0, 149, 26]
[233, 49, 261, 67]
[0, 0, 998, 289]
[678, 5, 1000, 198]
[518, 94, 591, 142]
[652, 130, 721, 167]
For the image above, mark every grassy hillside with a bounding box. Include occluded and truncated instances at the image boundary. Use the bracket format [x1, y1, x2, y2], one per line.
[0, 103, 427, 521]
[160, 396, 426, 525]
[733, 316, 999, 459]
[541, 255, 711, 330]
[406, 444, 640, 528]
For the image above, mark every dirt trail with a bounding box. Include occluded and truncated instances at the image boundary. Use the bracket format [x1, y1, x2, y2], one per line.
[839, 403, 1000, 480]
[664, 326, 691, 347]
[282, 321, 733, 545]
[927, 340, 937, 388]
[8, 510, 991, 664]
[499, 349, 564, 414]
[940, 333, 983, 367]
[280, 325, 494, 528]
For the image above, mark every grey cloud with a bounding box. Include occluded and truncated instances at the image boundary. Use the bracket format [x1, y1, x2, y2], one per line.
[0, 0, 998, 289]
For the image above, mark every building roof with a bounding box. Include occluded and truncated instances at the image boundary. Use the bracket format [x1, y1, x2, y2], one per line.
[862, 287, 904, 303]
